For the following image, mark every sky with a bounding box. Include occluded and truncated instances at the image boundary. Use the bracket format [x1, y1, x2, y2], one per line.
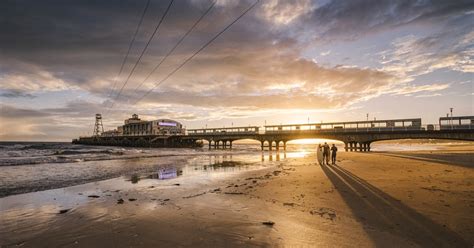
[0, 0, 473, 141]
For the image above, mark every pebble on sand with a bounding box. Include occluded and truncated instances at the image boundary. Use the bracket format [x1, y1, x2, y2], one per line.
[262, 221, 275, 226]
[58, 209, 71, 214]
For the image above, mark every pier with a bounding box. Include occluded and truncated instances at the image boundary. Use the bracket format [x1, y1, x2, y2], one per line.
[185, 117, 474, 151]
[74, 116, 474, 151]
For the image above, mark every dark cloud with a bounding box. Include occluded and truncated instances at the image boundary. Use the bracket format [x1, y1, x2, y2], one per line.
[0, 104, 50, 118]
[0, 90, 36, 98]
[304, 0, 474, 41]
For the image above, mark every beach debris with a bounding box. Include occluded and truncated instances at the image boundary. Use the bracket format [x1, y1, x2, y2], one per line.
[128, 198, 137, 201]
[58, 209, 71, 214]
[163, 198, 170, 201]
[211, 188, 221, 193]
[117, 199, 124, 204]
[130, 174, 140, 184]
[262, 221, 275, 226]
[272, 170, 282, 176]
[283, 202, 295, 207]
[421, 186, 448, 192]
[310, 208, 337, 221]
[183, 192, 207, 199]
[88, 195, 100, 198]
[224, 192, 244, 195]
[173, 183, 180, 186]
[211, 161, 242, 168]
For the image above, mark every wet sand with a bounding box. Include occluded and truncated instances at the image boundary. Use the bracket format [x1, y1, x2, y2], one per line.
[1, 148, 473, 247]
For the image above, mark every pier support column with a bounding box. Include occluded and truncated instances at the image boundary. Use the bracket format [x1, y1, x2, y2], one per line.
[276, 141, 280, 151]
[229, 141, 233, 149]
[269, 141, 273, 151]
[214, 141, 218, 149]
[223, 140, 227, 149]
[283, 141, 287, 151]
[261, 141, 264, 151]
[367, 143, 371, 152]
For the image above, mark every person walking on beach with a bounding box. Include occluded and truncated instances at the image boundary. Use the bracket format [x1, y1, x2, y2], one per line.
[323, 142, 330, 165]
[331, 144, 338, 165]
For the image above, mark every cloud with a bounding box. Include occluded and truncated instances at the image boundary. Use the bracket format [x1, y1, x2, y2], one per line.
[414, 93, 442, 98]
[304, 0, 474, 42]
[389, 83, 450, 96]
[0, 105, 51, 140]
[0, 90, 36, 98]
[260, 0, 314, 25]
[380, 30, 474, 81]
[0, 60, 73, 93]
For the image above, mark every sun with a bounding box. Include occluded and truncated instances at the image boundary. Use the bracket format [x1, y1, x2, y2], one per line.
[288, 139, 343, 145]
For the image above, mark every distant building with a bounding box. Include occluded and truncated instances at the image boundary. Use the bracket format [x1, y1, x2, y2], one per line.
[101, 129, 120, 137]
[120, 114, 185, 136]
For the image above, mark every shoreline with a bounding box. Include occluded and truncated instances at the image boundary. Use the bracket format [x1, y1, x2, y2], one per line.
[1, 148, 473, 247]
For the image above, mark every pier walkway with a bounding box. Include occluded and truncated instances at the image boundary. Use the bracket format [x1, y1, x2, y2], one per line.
[186, 117, 474, 151]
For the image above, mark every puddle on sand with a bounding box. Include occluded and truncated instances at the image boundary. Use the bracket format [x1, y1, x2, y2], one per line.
[0, 151, 291, 220]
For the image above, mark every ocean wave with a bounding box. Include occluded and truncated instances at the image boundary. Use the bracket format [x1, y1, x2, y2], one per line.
[53, 149, 124, 156]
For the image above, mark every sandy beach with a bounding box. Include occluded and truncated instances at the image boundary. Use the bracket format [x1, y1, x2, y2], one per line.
[1, 145, 473, 247]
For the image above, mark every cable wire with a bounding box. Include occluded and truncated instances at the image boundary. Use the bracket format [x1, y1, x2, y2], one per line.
[106, 0, 151, 105]
[131, 0, 217, 95]
[133, 0, 259, 105]
[108, 0, 174, 110]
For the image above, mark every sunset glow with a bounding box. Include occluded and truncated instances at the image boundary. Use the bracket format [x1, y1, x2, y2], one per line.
[0, 0, 472, 141]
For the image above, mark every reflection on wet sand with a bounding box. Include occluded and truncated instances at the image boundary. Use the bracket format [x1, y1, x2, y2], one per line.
[261, 151, 289, 162]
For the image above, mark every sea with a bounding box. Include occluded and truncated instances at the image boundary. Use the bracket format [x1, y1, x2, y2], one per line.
[0, 141, 450, 198]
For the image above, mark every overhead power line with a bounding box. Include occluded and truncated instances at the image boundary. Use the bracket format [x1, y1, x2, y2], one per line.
[132, 0, 217, 96]
[133, 0, 259, 105]
[108, 0, 174, 111]
[106, 0, 151, 105]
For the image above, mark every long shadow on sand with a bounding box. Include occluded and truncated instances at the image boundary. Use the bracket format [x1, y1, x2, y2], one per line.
[321, 163, 470, 247]
[375, 152, 473, 168]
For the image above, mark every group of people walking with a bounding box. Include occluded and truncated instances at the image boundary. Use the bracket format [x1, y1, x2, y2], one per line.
[317, 142, 337, 165]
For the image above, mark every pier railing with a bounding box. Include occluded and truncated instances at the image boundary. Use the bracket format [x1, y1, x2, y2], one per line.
[263, 124, 473, 133]
[79, 124, 473, 139]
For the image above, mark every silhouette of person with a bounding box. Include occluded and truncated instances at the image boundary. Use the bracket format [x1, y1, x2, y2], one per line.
[323, 142, 330, 165]
[331, 144, 338, 164]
